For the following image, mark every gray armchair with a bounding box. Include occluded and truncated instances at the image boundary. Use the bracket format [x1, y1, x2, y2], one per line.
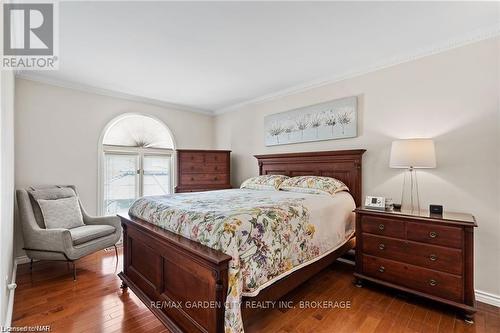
[16, 185, 122, 280]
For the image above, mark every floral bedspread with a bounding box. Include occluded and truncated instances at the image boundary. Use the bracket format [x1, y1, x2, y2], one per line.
[128, 189, 349, 333]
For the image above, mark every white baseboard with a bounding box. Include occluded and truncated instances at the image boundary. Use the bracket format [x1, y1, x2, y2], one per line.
[4, 258, 18, 328]
[475, 289, 500, 308]
[12, 254, 500, 310]
[15, 255, 31, 265]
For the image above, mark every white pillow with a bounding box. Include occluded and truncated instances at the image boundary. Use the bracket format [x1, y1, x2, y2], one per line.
[37, 196, 85, 229]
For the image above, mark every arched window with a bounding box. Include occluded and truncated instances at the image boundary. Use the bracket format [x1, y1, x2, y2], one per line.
[98, 114, 175, 215]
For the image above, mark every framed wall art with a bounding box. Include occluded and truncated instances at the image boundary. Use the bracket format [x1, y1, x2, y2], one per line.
[264, 96, 358, 146]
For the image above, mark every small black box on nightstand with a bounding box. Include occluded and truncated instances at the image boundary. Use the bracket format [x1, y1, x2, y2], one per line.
[429, 204, 443, 215]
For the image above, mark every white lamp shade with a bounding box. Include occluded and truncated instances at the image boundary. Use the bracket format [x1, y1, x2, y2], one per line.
[390, 139, 436, 169]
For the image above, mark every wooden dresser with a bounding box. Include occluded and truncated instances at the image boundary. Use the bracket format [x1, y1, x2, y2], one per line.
[354, 207, 477, 322]
[175, 149, 231, 193]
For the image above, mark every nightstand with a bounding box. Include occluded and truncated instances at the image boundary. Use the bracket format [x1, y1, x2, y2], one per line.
[354, 207, 477, 323]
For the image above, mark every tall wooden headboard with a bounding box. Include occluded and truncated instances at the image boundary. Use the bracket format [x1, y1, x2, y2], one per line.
[254, 149, 366, 207]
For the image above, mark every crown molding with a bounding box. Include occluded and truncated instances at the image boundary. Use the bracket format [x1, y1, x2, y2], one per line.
[15, 72, 214, 116]
[15, 23, 500, 117]
[214, 23, 500, 115]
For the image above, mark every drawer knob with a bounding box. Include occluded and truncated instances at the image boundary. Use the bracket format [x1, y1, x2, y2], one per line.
[429, 231, 438, 238]
[378, 243, 385, 250]
[429, 279, 438, 287]
[191, 166, 194, 170]
[378, 266, 385, 273]
[429, 254, 438, 261]
[214, 177, 218, 180]
[378, 224, 385, 231]
[214, 166, 218, 170]
[190, 177, 194, 181]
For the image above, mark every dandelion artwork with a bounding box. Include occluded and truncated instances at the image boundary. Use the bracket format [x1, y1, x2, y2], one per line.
[283, 120, 295, 141]
[295, 115, 310, 139]
[264, 96, 357, 146]
[267, 121, 285, 144]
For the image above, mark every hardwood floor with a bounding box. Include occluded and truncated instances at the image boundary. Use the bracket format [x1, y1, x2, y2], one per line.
[13, 247, 500, 333]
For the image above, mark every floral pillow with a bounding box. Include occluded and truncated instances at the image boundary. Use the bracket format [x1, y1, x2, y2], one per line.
[240, 175, 290, 191]
[278, 176, 349, 196]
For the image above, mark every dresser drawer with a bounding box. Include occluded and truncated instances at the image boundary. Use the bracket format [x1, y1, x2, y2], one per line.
[363, 255, 463, 302]
[179, 153, 205, 163]
[181, 174, 228, 185]
[407, 222, 463, 248]
[205, 153, 227, 163]
[181, 162, 227, 174]
[362, 234, 463, 275]
[361, 216, 405, 238]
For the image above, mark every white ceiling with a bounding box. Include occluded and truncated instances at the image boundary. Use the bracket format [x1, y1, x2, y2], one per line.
[21, 1, 500, 114]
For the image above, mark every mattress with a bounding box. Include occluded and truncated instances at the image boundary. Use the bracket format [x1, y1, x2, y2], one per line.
[128, 188, 355, 333]
[243, 190, 355, 296]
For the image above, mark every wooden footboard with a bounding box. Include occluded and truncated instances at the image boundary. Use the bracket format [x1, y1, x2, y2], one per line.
[118, 214, 231, 333]
[118, 214, 356, 333]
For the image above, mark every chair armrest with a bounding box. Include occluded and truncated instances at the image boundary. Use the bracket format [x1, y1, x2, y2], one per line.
[78, 197, 121, 230]
[83, 214, 121, 230]
[26, 228, 73, 253]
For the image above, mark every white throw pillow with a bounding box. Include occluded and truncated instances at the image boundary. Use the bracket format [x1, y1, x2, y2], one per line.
[37, 196, 85, 229]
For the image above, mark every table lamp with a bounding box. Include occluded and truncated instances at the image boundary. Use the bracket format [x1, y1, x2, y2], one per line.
[390, 139, 436, 212]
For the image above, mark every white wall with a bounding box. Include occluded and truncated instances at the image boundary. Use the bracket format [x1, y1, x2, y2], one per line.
[0, 69, 15, 327]
[215, 37, 500, 297]
[14, 78, 214, 254]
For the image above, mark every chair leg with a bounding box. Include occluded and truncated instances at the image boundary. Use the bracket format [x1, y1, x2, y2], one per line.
[114, 244, 118, 261]
[72, 261, 77, 281]
[30, 259, 33, 271]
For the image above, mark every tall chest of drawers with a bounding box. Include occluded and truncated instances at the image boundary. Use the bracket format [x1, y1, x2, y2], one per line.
[175, 149, 231, 193]
[354, 207, 477, 323]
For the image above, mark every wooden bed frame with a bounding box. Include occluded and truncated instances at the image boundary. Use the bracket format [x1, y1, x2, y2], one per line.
[118, 149, 365, 333]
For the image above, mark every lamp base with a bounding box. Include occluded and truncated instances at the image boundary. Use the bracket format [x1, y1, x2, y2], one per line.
[401, 168, 420, 213]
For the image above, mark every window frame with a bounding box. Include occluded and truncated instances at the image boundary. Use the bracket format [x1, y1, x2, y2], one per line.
[100, 145, 174, 216]
[97, 113, 176, 216]
[102, 150, 140, 216]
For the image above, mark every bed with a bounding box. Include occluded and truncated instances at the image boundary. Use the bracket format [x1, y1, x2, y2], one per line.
[118, 149, 365, 333]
